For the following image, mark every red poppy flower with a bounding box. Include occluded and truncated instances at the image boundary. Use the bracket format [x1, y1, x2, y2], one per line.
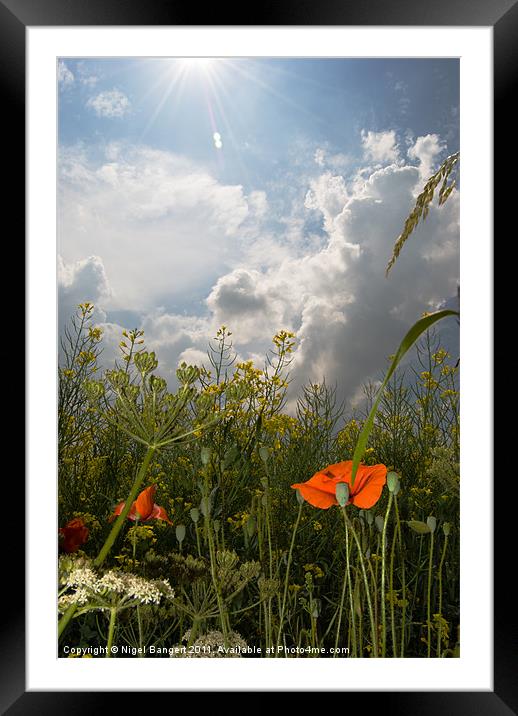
[109, 484, 172, 524]
[291, 461, 387, 510]
[59, 517, 90, 553]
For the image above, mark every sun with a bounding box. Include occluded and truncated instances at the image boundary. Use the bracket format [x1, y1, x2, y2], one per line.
[180, 57, 215, 70]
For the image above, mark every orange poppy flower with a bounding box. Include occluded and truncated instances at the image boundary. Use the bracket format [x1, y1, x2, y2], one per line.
[59, 517, 90, 553]
[291, 461, 387, 510]
[109, 484, 172, 524]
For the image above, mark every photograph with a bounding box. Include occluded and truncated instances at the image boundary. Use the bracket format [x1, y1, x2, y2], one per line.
[56, 55, 461, 660]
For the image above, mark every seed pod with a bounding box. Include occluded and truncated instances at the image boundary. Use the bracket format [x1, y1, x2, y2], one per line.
[258, 446, 270, 464]
[442, 522, 451, 536]
[387, 471, 401, 494]
[200, 496, 211, 517]
[175, 524, 186, 544]
[335, 482, 350, 507]
[200, 447, 212, 467]
[407, 520, 431, 534]
[189, 508, 200, 524]
[245, 515, 256, 539]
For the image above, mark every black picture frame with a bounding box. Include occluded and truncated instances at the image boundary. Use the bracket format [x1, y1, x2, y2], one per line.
[10, 0, 502, 710]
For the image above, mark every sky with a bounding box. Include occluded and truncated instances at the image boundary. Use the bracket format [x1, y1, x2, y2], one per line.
[58, 57, 460, 409]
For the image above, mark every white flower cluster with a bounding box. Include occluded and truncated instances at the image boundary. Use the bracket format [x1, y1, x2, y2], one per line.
[58, 556, 174, 613]
[171, 630, 248, 658]
[65, 565, 99, 590]
[123, 573, 174, 605]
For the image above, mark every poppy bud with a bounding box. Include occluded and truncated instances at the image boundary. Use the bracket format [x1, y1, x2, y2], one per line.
[427, 516, 437, 533]
[442, 522, 451, 536]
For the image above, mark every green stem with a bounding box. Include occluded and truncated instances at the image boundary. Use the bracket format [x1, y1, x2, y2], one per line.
[426, 529, 435, 657]
[437, 533, 449, 656]
[345, 511, 378, 657]
[195, 524, 202, 558]
[203, 471, 229, 644]
[381, 492, 393, 657]
[106, 607, 117, 658]
[58, 445, 156, 640]
[276, 501, 303, 652]
[95, 446, 156, 568]
[395, 498, 406, 656]
[335, 509, 355, 656]
[389, 508, 398, 657]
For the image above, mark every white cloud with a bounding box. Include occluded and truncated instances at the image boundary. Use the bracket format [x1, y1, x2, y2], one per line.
[201, 150, 459, 408]
[407, 133, 445, 181]
[361, 129, 399, 164]
[59, 135, 459, 408]
[58, 255, 111, 329]
[75, 61, 99, 87]
[58, 61, 74, 89]
[314, 148, 351, 171]
[59, 144, 253, 310]
[87, 90, 131, 118]
[305, 173, 349, 233]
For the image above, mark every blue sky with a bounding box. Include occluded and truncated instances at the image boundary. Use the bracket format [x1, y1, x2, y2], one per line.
[58, 57, 459, 406]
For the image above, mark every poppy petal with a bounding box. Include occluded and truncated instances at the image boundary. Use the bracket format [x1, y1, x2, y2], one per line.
[147, 503, 173, 524]
[350, 464, 387, 508]
[322, 461, 354, 482]
[59, 518, 89, 553]
[135, 485, 156, 521]
[291, 481, 337, 509]
[108, 501, 126, 523]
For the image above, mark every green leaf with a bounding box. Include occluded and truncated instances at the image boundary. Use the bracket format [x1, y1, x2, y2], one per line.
[350, 309, 458, 487]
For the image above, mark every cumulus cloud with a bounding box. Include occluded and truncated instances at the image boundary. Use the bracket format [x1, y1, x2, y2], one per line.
[87, 90, 131, 118]
[59, 133, 459, 408]
[305, 173, 349, 233]
[361, 129, 399, 164]
[407, 133, 445, 181]
[75, 61, 99, 87]
[202, 142, 459, 407]
[58, 61, 74, 89]
[59, 144, 253, 309]
[58, 255, 112, 328]
[314, 147, 351, 171]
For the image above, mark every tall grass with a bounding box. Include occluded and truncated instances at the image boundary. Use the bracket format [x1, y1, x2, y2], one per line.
[58, 304, 459, 658]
